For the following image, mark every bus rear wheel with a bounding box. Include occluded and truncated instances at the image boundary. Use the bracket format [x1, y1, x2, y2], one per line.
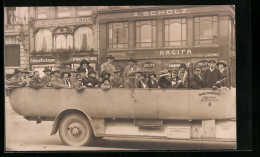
[59, 113, 94, 146]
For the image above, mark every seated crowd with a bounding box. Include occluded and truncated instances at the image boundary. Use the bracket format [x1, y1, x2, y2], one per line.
[5, 58, 229, 90]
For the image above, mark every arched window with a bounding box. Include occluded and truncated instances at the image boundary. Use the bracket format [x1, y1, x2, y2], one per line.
[55, 35, 66, 49]
[54, 27, 73, 49]
[74, 26, 94, 50]
[35, 29, 52, 52]
[136, 20, 156, 48]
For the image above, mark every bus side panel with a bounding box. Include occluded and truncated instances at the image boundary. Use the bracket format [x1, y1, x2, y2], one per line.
[157, 90, 190, 119]
[189, 89, 235, 119]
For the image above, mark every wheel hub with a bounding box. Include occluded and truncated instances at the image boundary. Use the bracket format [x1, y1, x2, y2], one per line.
[71, 127, 79, 136]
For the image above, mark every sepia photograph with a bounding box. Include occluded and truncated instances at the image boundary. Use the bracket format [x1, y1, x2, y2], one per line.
[4, 5, 237, 151]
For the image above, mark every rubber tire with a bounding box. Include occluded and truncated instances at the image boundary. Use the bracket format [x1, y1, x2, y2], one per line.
[58, 113, 94, 146]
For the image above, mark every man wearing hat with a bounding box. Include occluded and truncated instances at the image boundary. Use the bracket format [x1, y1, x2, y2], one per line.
[139, 72, 148, 88]
[50, 68, 68, 89]
[76, 59, 94, 75]
[190, 67, 204, 89]
[86, 69, 100, 88]
[147, 72, 158, 88]
[123, 71, 138, 88]
[29, 71, 45, 89]
[171, 69, 183, 88]
[158, 69, 172, 88]
[101, 55, 116, 77]
[61, 70, 72, 88]
[217, 60, 229, 87]
[6, 69, 24, 87]
[178, 63, 189, 88]
[204, 60, 222, 88]
[110, 69, 123, 88]
[41, 67, 52, 87]
[123, 58, 141, 80]
[134, 69, 143, 88]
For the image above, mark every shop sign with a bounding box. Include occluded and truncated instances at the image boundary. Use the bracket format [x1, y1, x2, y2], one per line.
[142, 62, 156, 68]
[199, 92, 220, 106]
[160, 49, 192, 56]
[134, 8, 190, 17]
[168, 63, 182, 68]
[196, 60, 209, 67]
[34, 17, 92, 27]
[30, 57, 55, 64]
[70, 56, 98, 62]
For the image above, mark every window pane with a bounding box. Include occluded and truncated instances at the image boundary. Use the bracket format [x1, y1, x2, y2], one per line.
[200, 21, 212, 39]
[35, 29, 52, 51]
[141, 25, 152, 43]
[195, 23, 199, 40]
[109, 22, 128, 49]
[67, 35, 73, 49]
[169, 23, 181, 41]
[56, 35, 66, 49]
[57, 7, 70, 17]
[74, 27, 94, 50]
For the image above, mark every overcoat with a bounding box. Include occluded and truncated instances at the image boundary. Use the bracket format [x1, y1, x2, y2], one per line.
[29, 77, 45, 89]
[204, 68, 222, 88]
[190, 74, 204, 89]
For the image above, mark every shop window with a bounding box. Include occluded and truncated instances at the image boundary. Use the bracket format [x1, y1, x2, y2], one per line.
[57, 7, 71, 17]
[74, 26, 94, 50]
[195, 16, 218, 45]
[37, 7, 49, 19]
[77, 6, 92, 16]
[54, 34, 73, 49]
[108, 22, 128, 49]
[164, 18, 186, 47]
[5, 45, 20, 67]
[136, 20, 156, 48]
[35, 29, 52, 52]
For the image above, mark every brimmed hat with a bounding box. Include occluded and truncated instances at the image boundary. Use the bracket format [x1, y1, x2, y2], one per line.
[179, 64, 186, 69]
[80, 59, 90, 66]
[148, 72, 156, 78]
[101, 70, 111, 78]
[106, 55, 115, 59]
[129, 58, 137, 62]
[194, 66, 202, 70]
[216, 60, 227, 67]
[208, 60, 216, 64]
[43, 67, 52, 72]
[61, 71, 71, 77]
[128, 72, 135, 76]
[51, 68, 61, 74]
[160, 69, 171, 77]
[13, 69, 21, 75]
[70, 70, 78, 73]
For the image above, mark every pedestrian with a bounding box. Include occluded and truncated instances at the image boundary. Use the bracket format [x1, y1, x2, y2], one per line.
[76, 59, 94, 76]
[122, 58, 141, 80]
[101, 55, 116, 77]
[147, 72, 158, 88]
[86, 69, 100, 88]
[110, 69, 123, 88]
[29, 71, 45, 89]
[204, 60, 222, 88]
[190, 67, 204, 89]
[158, 69, 172, 88]
[6, 69, 25, 87]
[178, 64, 189, 88]
[50, 68, 68, 89]
[41, 67, 52, 87]
[123, 72, 138, 88]
[216, 60, 229, 87]
[101, 78, 112, 90]
[61, 70, 72, 88]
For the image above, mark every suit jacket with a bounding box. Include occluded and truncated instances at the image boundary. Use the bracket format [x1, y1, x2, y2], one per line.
[123, 65, 141, 79]
[190, 74, 204, 89]
[101, 62, 116, 76]
[204, 68, 222, 88]
[29, 77, 45, 89]
[41, 75, 51, 86]
[147, 78, 158, 88]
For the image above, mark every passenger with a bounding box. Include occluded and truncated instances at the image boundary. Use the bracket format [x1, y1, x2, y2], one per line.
[20, 68, 30, 87]
[158, 70, 172, 88]
[29, 71, 45, 89]
[99, 70, 111, 84]
[122, 58, 141, 80]
[147, 72, 158, 88]
[78, 68, 89, 86]
[190, 67, 204, 89]
[6, 69, 25, 87]
[100, 55, 116, 77]
[86, 70, 99, 88]
[70, 70, 78, 85]
[110, 69, 123, 88]
[101, 78, 112, 89]
[41, 67, 52, 87]
[170, 70, 183, 88]
[139, 72, 148, 88]
[73, 78, 85, 91]
[50, 68, 68, 89]
[216, 60, 229, 87]
[204, 60, 222, 88]
[123, 72, 138, 88]
[61, 71, 72, 88]
[76, 59, 94, 76]
[134, 70, 143, 88]
[178, 64, 189, 88]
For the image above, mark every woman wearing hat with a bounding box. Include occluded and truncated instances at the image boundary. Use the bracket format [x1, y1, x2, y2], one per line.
[86, 69, 100, 88]
[147, 72, 158, 88]
[76, 59, 94, 75]
[217, 60, 229, 87]
[101, 55, 116, 77]
[178, 63, 189, 88]
[139, 72, 148, 88]
[122, 58, 141, 80]
[158, 70, 172, 88]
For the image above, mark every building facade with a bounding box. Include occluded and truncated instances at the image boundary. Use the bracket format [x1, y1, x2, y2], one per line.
[28, 7, 99, 77]
[98, 5, 236, 87]
[4, 7, 29, 79]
